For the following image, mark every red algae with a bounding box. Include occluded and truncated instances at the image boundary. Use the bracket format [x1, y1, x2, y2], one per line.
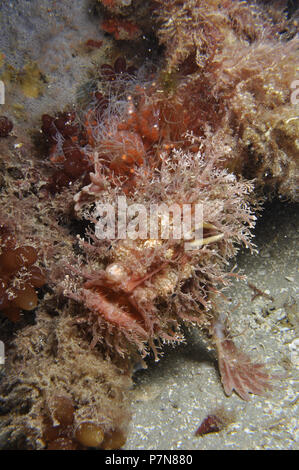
[102, 19, 141, 40]
[195, 408, 235, 436]
[0, 224, 46, 322]
[195, 415, 222, 436]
